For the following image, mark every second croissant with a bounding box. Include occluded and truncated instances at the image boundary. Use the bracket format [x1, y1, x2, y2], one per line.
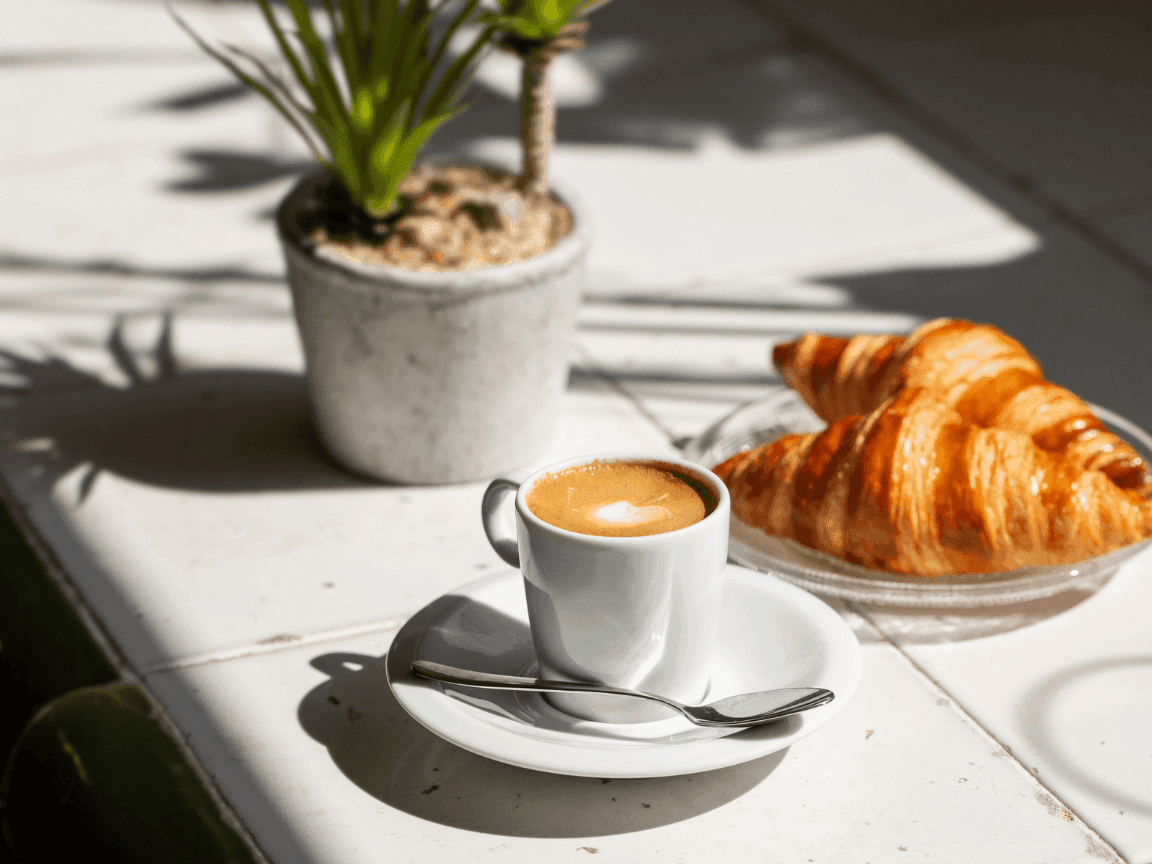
[772, 318, 1150, 494]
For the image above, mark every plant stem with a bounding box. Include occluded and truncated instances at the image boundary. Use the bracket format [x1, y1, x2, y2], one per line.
[517, 48, 553, 199]
[515, 20, 587, 199]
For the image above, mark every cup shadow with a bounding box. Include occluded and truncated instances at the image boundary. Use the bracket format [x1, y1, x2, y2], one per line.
[297, 593, 786, 838]
[1020, 656, 1152, 819]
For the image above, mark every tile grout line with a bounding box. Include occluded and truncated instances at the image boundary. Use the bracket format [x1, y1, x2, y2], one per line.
[0, 476, 275, 864]
[0, 48, 208, 66]
[583, 213, 1025, 301]
[739, 0, 1152, 292]
[572, 341, 682, 444]
[0, 254, 285, 286]
[848, 600, 1131, 864]
[140, 613, 413, 676]
[0, 139, 195, 177]
[577, 311, 920, 337]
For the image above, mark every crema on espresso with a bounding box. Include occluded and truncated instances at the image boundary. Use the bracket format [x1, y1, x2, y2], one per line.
[526, 460, 716, 538]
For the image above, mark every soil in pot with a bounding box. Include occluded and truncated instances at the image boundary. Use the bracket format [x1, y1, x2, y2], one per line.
[305, 164, 573, 272]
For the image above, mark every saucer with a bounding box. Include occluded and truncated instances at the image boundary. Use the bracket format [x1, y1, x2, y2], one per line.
[386, 564, 861, 778]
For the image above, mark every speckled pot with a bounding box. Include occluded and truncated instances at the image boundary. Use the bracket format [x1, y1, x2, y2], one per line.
[276, 171, 591, 485]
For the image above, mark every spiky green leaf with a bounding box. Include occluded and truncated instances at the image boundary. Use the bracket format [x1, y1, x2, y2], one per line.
[175, 0, 499, 219]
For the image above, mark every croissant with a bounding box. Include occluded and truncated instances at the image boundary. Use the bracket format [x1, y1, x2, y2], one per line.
[713, 388, 1152, 576]
[772, 318, 1150, 493]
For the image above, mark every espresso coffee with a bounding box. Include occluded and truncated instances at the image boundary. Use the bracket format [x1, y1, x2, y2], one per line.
[526, 460, 716, 538]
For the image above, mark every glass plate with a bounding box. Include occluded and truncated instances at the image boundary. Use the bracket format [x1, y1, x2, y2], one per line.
[683, 388, 1152, 608]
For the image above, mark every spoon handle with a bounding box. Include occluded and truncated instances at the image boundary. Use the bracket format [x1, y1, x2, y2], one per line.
[410, 660, 652, 701]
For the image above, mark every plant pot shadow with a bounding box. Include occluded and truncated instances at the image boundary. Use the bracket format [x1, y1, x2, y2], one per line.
[0, 342, 376, 495]
[298, 641, 786, 838]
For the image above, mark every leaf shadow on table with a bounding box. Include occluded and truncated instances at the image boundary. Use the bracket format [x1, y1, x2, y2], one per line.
[166, 148, 315, 194]
[1020, 656, 1152, 819]
[0, 315, 376, 496]
[297, 594, 787, 838]
[818, 256, 1152, 437]
[156, 0, 861, 200]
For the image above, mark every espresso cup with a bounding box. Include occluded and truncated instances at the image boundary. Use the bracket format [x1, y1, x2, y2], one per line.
[481, 453, 730, 723]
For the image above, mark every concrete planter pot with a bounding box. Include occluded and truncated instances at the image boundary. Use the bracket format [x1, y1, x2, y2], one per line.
[276, 171, 591, 485]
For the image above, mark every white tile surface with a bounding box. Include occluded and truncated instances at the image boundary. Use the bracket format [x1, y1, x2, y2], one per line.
[0, 334, 673, 670]
[0, 146, 292, 276]
[4, 0, 1152, 860]
[0, 0, 300, 170]
[4, 0, 211, 54]
[469, 131, 1037, 295]
[1095, 206, 1152, 274]
[574, 301, 924, 444]
[581, 0, 785, 77]
[145, 608, 1117, 864]
[470, 0, 784, 106]
[751, 0, 1152, 215]
[575, 302, 922, 389]
[861, 549, 1152, 864]
[0, 61, 257, 163]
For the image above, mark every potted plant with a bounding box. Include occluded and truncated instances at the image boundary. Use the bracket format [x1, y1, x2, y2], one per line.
[173, 0, 601, 484]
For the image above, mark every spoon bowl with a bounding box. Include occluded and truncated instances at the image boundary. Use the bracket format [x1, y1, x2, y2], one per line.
[411, 660, 835, 726]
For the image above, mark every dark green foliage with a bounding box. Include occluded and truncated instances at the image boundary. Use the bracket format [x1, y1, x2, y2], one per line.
[2, 684, 257, 864]
[0, 501, 256, 862]
[0, 499, 117, 769]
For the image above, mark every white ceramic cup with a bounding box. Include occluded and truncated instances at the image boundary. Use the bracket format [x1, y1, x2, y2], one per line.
[481, 453, 730, 723]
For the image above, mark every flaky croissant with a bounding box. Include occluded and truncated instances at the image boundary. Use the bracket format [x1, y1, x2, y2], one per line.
[713, 388, 1152, 576]
[772, 318, 1150, 493]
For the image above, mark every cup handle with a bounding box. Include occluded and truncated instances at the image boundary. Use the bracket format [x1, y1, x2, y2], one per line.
[482, 470, 530, 568]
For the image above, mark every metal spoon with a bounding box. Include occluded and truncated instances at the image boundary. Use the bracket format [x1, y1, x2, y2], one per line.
[410, 660, 835, 727]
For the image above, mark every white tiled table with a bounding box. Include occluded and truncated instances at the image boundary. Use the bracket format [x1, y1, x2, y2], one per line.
[3, 1, 1151, 862]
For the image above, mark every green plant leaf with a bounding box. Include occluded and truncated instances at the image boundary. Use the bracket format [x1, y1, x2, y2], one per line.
[169, 6, 326, 163]
[253, 0, 319, 110]
[351, 86, 374, 132]
[336, 0, 366, 61]
[397, 107, 462, 172]
[387, 2, 436, 130]
[408, 0, 480, 129]
[361, 117, 407, 216]
[279, 0, 351, 131]
[424, 21, 497, 120]
[483, 0, 588, 40]
[323, 0, 360, 94]
[177, 0, 498, 220]
[368, 0, 405, 94]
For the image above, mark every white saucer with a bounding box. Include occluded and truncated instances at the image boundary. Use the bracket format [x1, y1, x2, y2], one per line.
[386, 565, 861, 778]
